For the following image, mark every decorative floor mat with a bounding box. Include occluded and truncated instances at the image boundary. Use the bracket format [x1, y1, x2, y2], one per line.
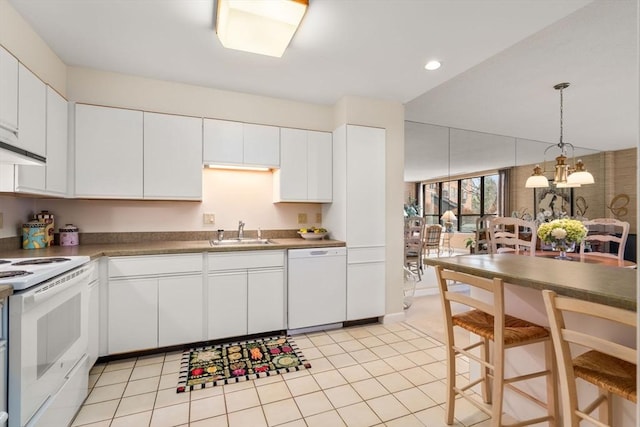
[177, 335, 310, 392]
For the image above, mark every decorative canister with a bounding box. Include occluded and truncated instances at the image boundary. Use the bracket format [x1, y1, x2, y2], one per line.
[22, 221, 48, 249]
[59, 224, 79, 246]
[35, 210, 55, 247]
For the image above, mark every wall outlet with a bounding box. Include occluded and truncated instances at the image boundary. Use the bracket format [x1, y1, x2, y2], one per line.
[297, 213, 307, 224]
[203, 213, 216, 225]
[316, 212, 322, 223]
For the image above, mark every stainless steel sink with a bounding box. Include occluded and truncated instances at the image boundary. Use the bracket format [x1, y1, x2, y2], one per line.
[210, 238, 274, 246]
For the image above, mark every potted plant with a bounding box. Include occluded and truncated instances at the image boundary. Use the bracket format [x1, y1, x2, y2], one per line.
[464, 237, 476, 254]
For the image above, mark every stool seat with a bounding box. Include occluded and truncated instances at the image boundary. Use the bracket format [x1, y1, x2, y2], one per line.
[574, 350, 637, 403]
[453, 310, 550, 345]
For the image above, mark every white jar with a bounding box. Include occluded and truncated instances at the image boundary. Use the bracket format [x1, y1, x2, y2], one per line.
[59, 224, 79, 246]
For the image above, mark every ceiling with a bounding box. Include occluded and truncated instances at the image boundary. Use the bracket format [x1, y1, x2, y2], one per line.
[7, 0, 637, 153]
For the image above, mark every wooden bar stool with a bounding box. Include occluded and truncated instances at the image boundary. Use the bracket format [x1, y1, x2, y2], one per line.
[542, 290, 637, 426]
[434, 265, 558, 426]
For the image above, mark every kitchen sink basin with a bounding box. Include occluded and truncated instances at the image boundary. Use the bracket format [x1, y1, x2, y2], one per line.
[210, 238, 274, 246]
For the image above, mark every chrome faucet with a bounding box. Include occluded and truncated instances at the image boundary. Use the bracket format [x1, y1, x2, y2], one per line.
[238, 220, 245, 239]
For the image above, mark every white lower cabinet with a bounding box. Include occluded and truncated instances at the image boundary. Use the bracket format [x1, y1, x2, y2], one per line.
[107, 254, 203, 354]
[207, 251, 285, 340]
[347, 262, 385, 320]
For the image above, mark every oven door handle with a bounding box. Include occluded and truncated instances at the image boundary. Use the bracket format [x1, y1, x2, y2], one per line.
[22, 266, 92, 308]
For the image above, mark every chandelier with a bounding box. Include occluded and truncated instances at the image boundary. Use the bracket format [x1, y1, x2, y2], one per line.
[525, 83, 595, 188]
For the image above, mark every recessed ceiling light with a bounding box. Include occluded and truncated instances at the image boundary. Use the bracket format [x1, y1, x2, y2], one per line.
[425, 60, 441, 71]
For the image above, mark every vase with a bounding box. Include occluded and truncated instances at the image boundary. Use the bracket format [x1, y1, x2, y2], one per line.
[551, 239, 575, 260]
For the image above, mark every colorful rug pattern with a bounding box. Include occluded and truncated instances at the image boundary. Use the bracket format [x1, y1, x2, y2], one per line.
[177, 335, 310, 392]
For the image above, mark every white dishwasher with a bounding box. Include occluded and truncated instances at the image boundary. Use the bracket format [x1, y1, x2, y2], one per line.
[288, 247, 347, 330]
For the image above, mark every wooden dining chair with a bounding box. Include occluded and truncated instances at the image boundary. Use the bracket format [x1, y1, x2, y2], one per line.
[475, 214, 494, 254]
[404, 217, 424, 280]
[434, 265, 558, 426]
[423, 224, 443, 259]
[488, 216, 537, 256]
[579, 218, 630, 262]
[542, 290, 636, 426]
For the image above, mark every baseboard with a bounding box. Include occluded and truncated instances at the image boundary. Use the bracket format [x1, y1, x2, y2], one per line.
[381, 311, 406, 324]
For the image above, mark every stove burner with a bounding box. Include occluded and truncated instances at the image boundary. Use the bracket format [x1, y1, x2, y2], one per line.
[0, 260, 10, 265]
[0, 270, 32, 279]
[12, 257, 72, 266]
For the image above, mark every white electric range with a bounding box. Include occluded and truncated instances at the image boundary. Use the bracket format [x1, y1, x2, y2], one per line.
[2, 256, 93, 427]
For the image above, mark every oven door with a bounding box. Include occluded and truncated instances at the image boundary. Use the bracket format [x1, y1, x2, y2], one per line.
[9, 265, 91, 427]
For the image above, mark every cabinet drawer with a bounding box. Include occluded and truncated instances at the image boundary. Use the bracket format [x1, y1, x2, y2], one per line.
[109, 254, 203, 278]
[208, 251, 284, 271]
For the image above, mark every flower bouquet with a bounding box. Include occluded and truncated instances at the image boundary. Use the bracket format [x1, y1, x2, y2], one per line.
[536, 219, 588, 260]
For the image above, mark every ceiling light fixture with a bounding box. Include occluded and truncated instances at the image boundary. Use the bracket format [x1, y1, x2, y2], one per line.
[216, 0, 308, 58]
[525, 82, 594, 188]
[424, 60, 441, 71]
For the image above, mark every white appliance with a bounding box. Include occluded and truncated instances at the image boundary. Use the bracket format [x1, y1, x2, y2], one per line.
[287, 247, 346, 330]
[2, 256, 91, 427]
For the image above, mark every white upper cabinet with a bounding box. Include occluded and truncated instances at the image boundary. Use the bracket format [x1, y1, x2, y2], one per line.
[274, 128, 331, 202]
[143, 112, 202, 200]
[15, 87, 68, 196]
[0, 46, 18, 133]
[203, 119, 280, 168]
[75, 104, 144, 198]
[18, 64, 46, 156]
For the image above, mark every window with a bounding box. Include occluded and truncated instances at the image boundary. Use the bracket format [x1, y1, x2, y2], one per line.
[420, 173, 501, 232]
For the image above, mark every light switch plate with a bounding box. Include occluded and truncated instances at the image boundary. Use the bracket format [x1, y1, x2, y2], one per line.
[297, 213, 307, 224]
[203, 213, 215, 225]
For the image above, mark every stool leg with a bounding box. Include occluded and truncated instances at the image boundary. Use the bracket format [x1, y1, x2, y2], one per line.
[481, 337, 491, 404]
[544, 340, 558, 427]
[598, 390, 612, 426]
[491, 342, 504, 427]
[445, 337, 456, 425]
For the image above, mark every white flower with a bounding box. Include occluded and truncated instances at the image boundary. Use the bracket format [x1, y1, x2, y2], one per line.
[551, 228, 567, 239]
[544, 210, 552, 218]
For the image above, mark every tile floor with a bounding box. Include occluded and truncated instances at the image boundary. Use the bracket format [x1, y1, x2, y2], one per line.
[72, 292, 491, 427]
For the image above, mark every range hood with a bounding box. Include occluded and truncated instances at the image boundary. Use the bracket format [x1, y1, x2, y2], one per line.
[0, 126, 45, 166]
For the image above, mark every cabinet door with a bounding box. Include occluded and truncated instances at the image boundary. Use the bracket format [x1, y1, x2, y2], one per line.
[247, 268, 285, 334]
[307, 130, 332, 202]
[144, 112, 202, 200]
[108, 278, 157, 354]
[277, 127, 307, 201]
[17, 64, 46, 156]
[203, 119, 243, 165]
[75, 104, 143, 198]
[0, 46, 18, 132]
[346, 262, 385, 321]
[243, 123, 279, 167]
[44, 87, 68, 195]
[159, 275, 203, 347]
[346, 126, 385, 246]
[207, 271, 247, 339]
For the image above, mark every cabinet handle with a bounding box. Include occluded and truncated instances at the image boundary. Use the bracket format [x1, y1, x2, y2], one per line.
[310, 251, 329, 256]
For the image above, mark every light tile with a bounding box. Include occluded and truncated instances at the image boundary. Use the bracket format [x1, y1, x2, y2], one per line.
[291, 337, 313, 349]
[227, 407, 267, 427]
[190, 415, 229, 427]
[399, 366, 438, 386]
[382, 322, 407, 332]
[327, 352, 357, 369]
[308, 334, 335, 346]
[393, 387, 438, 412]
[326, 330, 353, 343]
[408, 337, 438, 350]
[262, 398, 302, 426]
[349, 348, 379, 363]
[338, 339, 366, 352]
[359, 336, 385, 348]
[450, 395, 491, 426]
[110, 411, 152, 427]
[276, 419, 307, 427]
[418, 380, 448, 405]
[404, 350, 438, 366]
[377, 333, 404, 344]
[347, 328, 373, 339]
[366, 394, 410, 422]
[422, 361, 447, 380]
[383, 354, 416, 371]
[223, 380, 255, 393]
[103, 358, 136, 373]
[307, 356, 334, 373]
[337, 402, 382, 427]
[375, 372, 414, 393]
[361, 359, 394, 377]
[301, 347, 323, 359]
[391, 340, 419, 354]
[71, 421, 110, 427]
[115, 391, 156, 417]
[130, 363, 163, 381]
[84, 382, 126, 404]
[225, 387, 261, 412]
[149, 402, 190, 427]
[414, 405, 464, 427]
[71, 400, 119, 426]
[337, 364, 372, 383]
[312, 370, 347, 389]
[88, 373, 100, 389]
[305, 409, 347, 427]
[136, 354, 165, 366]
[351, 378, 389, 400]
[370, 344, 400, 359]
[90, 363, 106, 375]
[158, 373, 179, 390]
[123, 376, 160, 397]
[317, 343, 344, 357]
[190, 395, 227, 421]
[323, 384, 363, 408]
[161, 359, 182, 375]
[256, 381, 292, 404]
[384, 414, 425, 427]
[424, 346, 447, 361]
[154, 387, 190, 409]
[190, 385, 225, 401]
[94, 368, 132, 387]
[285, 375, 320, 396]
[294, 391, 332, 417]
[164, 350, 185, 362]
[395, 330, 422, 341]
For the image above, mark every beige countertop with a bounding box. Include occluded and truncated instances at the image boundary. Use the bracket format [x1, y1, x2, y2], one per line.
[0, 238, 346, 260]
[424, 254, 637, 311]
[0, 285, 12, 299]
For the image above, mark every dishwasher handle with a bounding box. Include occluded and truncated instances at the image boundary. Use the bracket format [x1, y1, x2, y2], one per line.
[309, 250, 329, 256]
